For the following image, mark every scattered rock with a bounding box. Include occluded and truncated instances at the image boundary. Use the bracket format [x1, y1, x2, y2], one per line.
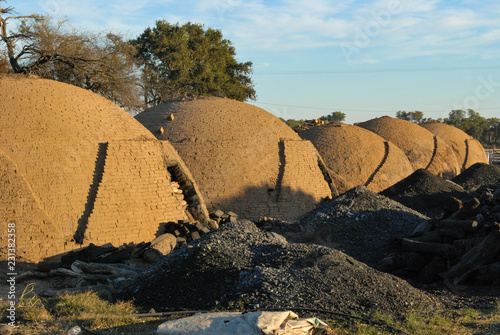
[380, 169, 467, 217]
[452, 163, 500, 192]
[149, 234, 177, 256]
[119, 221, 435, 319]
[262, 186, 428, 267]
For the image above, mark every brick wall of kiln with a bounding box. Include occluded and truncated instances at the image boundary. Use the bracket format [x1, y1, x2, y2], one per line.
[275, 140, 332, 219]
[83, 140, 189, 246]
[172, 139, 332, 221]
[0, 140, 102, 240]
[0, 153, 67, 262]
[0, 139, 197, 261]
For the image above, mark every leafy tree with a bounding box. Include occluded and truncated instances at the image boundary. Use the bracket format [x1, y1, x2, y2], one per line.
[396, 110, 424, 123]
[134, 21, 256, 106]
[319, 111, 346, 123]
[280, 118, 305, 128]
[0, 2, 142, 111]
[484, 118, 500, 147]
[462, 110, 488, 140]
[444, 110, 467, 128]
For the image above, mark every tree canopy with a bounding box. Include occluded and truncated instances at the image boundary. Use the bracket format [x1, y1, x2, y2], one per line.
[395, 111, 425, 124]
[0, 2, 142, 111]
[133, 21, 256, 106]
[396, 109, 500, 148]
[319, 111, 346, 123]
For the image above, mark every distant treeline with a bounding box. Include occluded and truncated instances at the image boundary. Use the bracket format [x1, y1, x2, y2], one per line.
[280, 111, 346, 129]
[282, 110, 499, 148]
[395, 110, 500, 149]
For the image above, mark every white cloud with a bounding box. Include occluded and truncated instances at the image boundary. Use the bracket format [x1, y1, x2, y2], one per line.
[480, 29, 500, 42]
[397, 0, 440, 14]
[22, 0, 500, 61]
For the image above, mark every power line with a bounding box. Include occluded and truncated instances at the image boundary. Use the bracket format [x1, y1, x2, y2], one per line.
[253, 102, 500, 114]
[256, 65, 500, 75]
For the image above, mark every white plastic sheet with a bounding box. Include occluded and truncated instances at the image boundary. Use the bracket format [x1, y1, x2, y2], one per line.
[156, 311, 328, 335]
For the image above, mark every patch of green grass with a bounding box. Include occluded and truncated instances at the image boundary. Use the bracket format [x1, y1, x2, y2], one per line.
[15, 283, 53, 322]
[327, 302, 500, 335]
[49, 291, 137, 329]
[1, 286, 146, 334]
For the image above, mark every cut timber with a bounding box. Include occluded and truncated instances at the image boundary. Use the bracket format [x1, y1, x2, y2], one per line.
[70, 261, 139, 278]
[449, 197, 481, 220]
[441, 228, 500, 285]
[402, 238, 458, 257]
[475, 262, 500, 285]
[435, 219, 479, 232]
[410, 231, 442, 243]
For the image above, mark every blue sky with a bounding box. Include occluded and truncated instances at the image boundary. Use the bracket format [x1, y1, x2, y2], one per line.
[10, 0, 500, 123]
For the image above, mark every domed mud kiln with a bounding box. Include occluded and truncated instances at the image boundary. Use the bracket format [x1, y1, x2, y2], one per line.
[136, 97, 335, 221]
[0, 75, 208, 262]
[299, 123, 414, 193]
[358, 116, 461, 179]
[420, 122, 488, 170]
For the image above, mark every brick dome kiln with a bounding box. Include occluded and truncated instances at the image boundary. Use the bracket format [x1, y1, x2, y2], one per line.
[358, 116, 461, 179]
[299, 123, 414, 193]
[136, 97, 335, 221]
[0, 75, 207, 262]
[420, 122, 488, 170]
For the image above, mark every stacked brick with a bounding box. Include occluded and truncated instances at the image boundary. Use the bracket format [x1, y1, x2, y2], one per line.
[0, 75, 208, 262]
[275, 140, 333, 219]
[358, 116, 461, 179]
[420, 122, 489, 170]
[0, 153, 67, 261]
[84, 140, 189, 246]
[136, 97, 335, 221]
[299, 123, 414, 194]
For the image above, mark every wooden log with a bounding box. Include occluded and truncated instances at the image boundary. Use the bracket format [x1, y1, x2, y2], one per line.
[401, 238, 458, 257]
[418, 256, 447, 283]
[474, 262, 500, 285]
[453, 236, 486, 252]
[449, 197, 480, 220]
[56, 268, 112, 283]
[16, 271, 57, 283]
[131, 242, 151, 259]
[441, 228, 500, 285]
[71, 261, 139, 278]
[480, 189, 493, 203]
[409, 231, 442, 243]
[492, 189, 500, 202]
[411, 220, 434, 236]
[443, 196, 463, 214]
[435, 219, 478, 232]
[437, 228, 466, 241]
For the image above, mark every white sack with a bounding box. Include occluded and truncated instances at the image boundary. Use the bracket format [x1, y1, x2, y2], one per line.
[156, 311, 328, 335]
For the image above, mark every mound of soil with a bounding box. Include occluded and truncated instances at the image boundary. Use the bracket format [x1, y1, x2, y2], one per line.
[452, 163, 500, 192]
[262, 186, 428, 267]
[380, 169, 467, 217]
[119, 221, 434, 319]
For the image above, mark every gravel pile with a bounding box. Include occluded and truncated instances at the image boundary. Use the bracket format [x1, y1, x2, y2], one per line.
[380, 169, 467, 217]
[452, 163, 500, 192]
[261, 186, 428, 267]
[119, 220, 434, 319]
